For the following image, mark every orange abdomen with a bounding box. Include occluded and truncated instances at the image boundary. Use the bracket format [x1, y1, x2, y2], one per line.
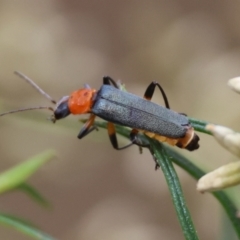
[140, 126, 199, 151]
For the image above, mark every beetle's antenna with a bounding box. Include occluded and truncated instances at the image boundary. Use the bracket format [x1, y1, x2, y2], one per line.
[14, 71, 57, 104]
[0, 106, 54, 117]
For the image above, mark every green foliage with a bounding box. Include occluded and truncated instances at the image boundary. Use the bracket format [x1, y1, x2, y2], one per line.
[0, 214, 55, 240]
[0, 150, 56, 239]
[1, 116, 240, 239]
[94, 120, 240, 240]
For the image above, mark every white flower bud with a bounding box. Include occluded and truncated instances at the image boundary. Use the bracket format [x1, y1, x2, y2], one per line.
[197, 161, 240, 192]
[228, 77, 240, 94]
[206, 124, 240, 157]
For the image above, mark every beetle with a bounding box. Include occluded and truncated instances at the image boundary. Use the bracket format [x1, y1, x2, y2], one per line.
[0, 72, 199, 151]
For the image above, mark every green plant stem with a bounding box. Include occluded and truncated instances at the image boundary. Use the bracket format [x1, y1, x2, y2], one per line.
[151, 140, 199, 240]
[94, 121, 198, 239]
[189, 117, 212, 135]
[18, 183, 50, 207]
[0, 213, 56, 240]
[93, 120, 240, 239]
[165, 147, 240, 239]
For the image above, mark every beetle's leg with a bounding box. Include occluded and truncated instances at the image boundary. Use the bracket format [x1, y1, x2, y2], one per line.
[108, 123, 146, 153]
[130, 129, 160, 169]
[144, 82, 170, 109]
[107, 122, 134, 150]
[103, 76, 119, 89]
[130, 129, 143, 154]
[78, 114, 97, 139]
[179, 112, 187, 116]
[130, 129, 151, 148]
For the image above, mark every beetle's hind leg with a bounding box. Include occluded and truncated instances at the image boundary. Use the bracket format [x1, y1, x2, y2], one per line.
[130, 129, 160, 169]
[108, 124, 160, 169]
[107, 122, 134, 150]
[108, 124, 147, 154]
[144, 82, 170, 109]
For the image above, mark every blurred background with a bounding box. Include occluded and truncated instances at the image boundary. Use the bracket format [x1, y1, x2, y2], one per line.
[0, 0, 240, 239]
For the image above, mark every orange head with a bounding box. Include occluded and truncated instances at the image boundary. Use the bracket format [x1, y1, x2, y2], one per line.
[52, 88, 96, 122]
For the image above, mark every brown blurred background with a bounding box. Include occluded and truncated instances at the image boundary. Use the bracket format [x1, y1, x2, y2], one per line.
[1, 0, 240, 239]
